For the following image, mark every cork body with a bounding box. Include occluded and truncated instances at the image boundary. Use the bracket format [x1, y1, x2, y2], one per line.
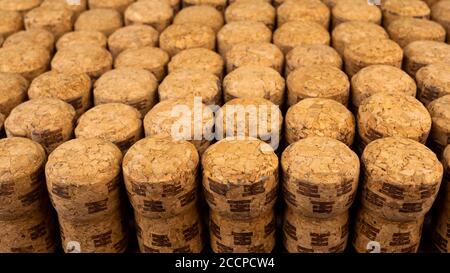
[75, 8, 123, 37]
[226, 0, 276, 30]
[277, 0, 330, 29]
[381, 0, 430, 28]
[387, 18, 445, 48]
[173, 5, 224, 33]
[403, 41, 450, 77]
[285, 45, 342, 76]
[416, 63, 450, 106]
[108, 25, 159, 58]
[124, 0, 174, 33]
[168, 48, 224, 79]
[4, 29, 55, 53]
[24, 6, 74, 40]
[0, 72, 29, 116]
[427, 95, 450, 154]
[57, 30, 107, 51]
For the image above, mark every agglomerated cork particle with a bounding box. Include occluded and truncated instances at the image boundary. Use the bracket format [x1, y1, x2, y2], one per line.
[381, 0, 430, 28]
[114, 46, 170, 82]
[432, 0, 450, 41]
[387, 18, 446, 48]
[108, 25, 159, 58]
[331, 1, 382, 28]
[427, 95, 450, 154]
[283, 208, 349, 253]
[24, 6, 74, 40]
[273, 21, 330, 55]
[75, 103, 142, 153]
[210, 209, 276, 253]
[159, 69, 222, 105]
[182, 0, 227, 12]
[0, 11, 23, 38]
[41, 0, 87, 19]
[285, 45, 342, 76]
[281, 137, 360, 218]
[225, 0, 276, 30]
[168, 48, 224, 79]
[351, 65, 417, 109]
[174, 5, 224, 33]
[0, 0, 41, 13]
[416, 63, 450, 105]
[432, 202, 450, 252]
[56, 30, 107, 51]
[88, 0, 135, 13]
[403, 41, 450, 77]
[124, 0, 174, 33]
[225, 42, 284, 74]
[3, 29, 55, 53]
[201, 138, 279, 219]
[46, 138, 123, 221]
[75, 8, 123, 37]
[94, 68, 158, 116]
[0, 72, 29, 116]
[277, 0, 330, 29]
[223, 65, 285, 106]
[361, 137, 442, 221]
[5, 98, 76, 153]
[123, 136, 199, 218]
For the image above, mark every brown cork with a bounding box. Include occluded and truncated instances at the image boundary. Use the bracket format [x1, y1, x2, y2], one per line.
[56, 30, 107, 51]
[285, 45, 342, 76]
[432, 202, 450, 252]
[3, 29, 54, 53]
[182, 0, 227, 12]
[387, 18, 445, 48]
[223, 65, 285, 106]
[0, 10, 23, 37]
[331, 1, 382, 28]
[361, 137, 443, 221]
[353, 207, 423, 253]
[432, 0, 450, 41]
[0, 72, 29, 116]
[351, 65, 417, 110]
[28, 71, 92, 118]
[114, 46, 169, 82]
[225, 0, 276, 30]
[381, 0, 430, 28]
[5, 98, 76, 153]
[41, 0, 87, 19]
[108, 25, 159, 58]
[202, 138, 279, 220]
[24, 6, 74, 40]
[174, 5, 224, 33]
[94, 68, 158, 116]
[0, 0, 41, 14]
[124, 0, 174, 33]
[283, 207, 349, 253]
[403, 41, 450, 78]
[88, 0, 135, 13]
[168, 48, 224, 79]
[46, 138, 123, 221]
[143, 98, 215, 155]
[277, 0, 330, 29]
[416, 63, 450, 106]
[273, 21, 330, 55]
[427, 95, 450, 154]
[75, 8, 123, 37]
[225, 42, 284, 74]
[75, 103, 143, 153]
[123, 136, 199, 219]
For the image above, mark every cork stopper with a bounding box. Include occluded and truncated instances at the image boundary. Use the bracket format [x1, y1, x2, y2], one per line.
[0, 72, 29, 116]
[28, 71, 92, 117]
[75, 8, 123, 37]
[416, 63, 450, 106]
[433, 202, 450, 252]
[351, 65, 417, 109]
[427, 95, 450, 154]
[114, 46, 169, 82]
[225, 0, 276, 30]
[24, 6, 74, 40]
[107, 25, 159, 58]
[283, 207, 349, 253]
[124, 0, 174, 33]
[223, 65, 285, 106]
[387, 18, 445, 48]
[5, 98, 76, 153]
[168, 48, 224, 79]
[94, 68, 158, 116]
[88, 0, 135, 13]
[123, 136, 199, 218]
[174, 5, 224, 33]
[403, 41, 450, 78]
[225, 42, 284, 74]
[75, 103, 142, 153]
[273, 21, 330, 55]
[0, 10, 23, 38]
[361, 137, 443, 221]
[331, 1, 382, 28]
[285, 45, 342, 76]
[56, 30, 107, 51]
[3, 29, 55, 53]
[277, 0, 330, 29]
[431, 0, 450, 41]
[182, 0, 227, 12]
[381, 0, 430, 28]
[41, 0, 87, 19]
[0, 0, 41, 14]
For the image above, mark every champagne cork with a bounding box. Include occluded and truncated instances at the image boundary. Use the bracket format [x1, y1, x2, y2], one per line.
[283, 207, 349, 253]
[361, 137, 443, 221]
[210, 209, 276, 253]
[94, 68, 158, 116]
[331, 1, 381, 28]
[273, 21, 330, 55]
[0, 0, 41, 14]
[75, 8, 123, 37]
[0, 11, 23, 38]
[225, 42, 284, 74]
[41, 0, 87, 19]
[56, 30, 107, 51]
[168, 48, 224, 79]
[381, 0, 430, 28]
[3, 29, 55, 53]
[135, 207, 203, 253]
[0, 72, 29, 116]
[143, 98, 215, 155]
[403, 41, 450, 78]
[431, 0, 450, 41]
[123, 136, 199, 219]
[432, 203, 450, 253]
[174, 5, 224, 33]
[351, 65, 417, 110]
[108, 25, 159, 58]
[24, 6, 74, 40]
[387, 18, 445, 48]
[28, 71, 92, 118]
[75, 103, 143, 153]
[353, 207, 423, 253]
[217, 21, 272, 57]
[202, 138, 279, 219]
[416, 63, 450, 106]
[223, 65, 285, 106]
[114, 46, 169, 82]
[225, 0, 275, 30]
[5, 98, 76, 153]
[285, 45, 342, 76]
[287, 64, 349, 107]
[277, 0, 330, 29]
[427, 95, 450, 155]
[124, 0, 174, 33]
[88, 0, 135, 13]
[182, 0, 227, 12]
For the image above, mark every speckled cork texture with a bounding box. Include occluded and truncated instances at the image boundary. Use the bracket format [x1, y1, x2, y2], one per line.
[5, 98, 76, 153]
[223, 65, 285, 106]
[182, 0, 227, 12]
[0, 72, 29, 116]
[202, 138, 278, 220]
[144, 98, 214, 154]
[123, 136, 199, 219]
[403, 41, 450, 78]
[387, 18, 445, 48]
[432, 0, 450, 41]
[114, 46, 169, 82]
[273, 21, 330, 55]
[124, 0, 173, 33]
[381, 0, 430, 28]
[41, 0, 87, 19]
[0, 44, 50, 81]
[56, 31, 107, 51]
[75, 103, 142, 153]
[88, 0, 135, 13]
[0, 11, 23, 37]
[75, 8, 123, 37]
[285, 45, 342, 76]
[432, 202, 450, 252]
[24, 6, 74, 40]
[217, 21, 272, 57]
[0, 0, 41, 14]
[360, 137, 443, 221]
[174, 5, 224, 33]
[210, 209, 275, 253]
[353, 207, 423, 253]
[225, 42, 284, 74]
[28, 71, 92, 117]
[331, 1, 381, 28]
[277, 0, 330, 29]
[3, 29, 54, 53]
[283, 207, 349, 253]
[416, 63, 450, 106]
[159, 69, 221, 105]
[108, 25, 159, 58]
[94, 68, 158, 116]
[225, 0, 275, 30]
[427, 95, 450, 154]
[168, 48, 224, 79]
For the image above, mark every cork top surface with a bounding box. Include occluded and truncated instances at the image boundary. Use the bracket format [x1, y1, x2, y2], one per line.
[0, 72, 29, 112]
[202, 138, 278, 183]
[0, 137, 45, 182]
[4, 29, 54, 51]
[57, 31, 107, 50]
[0, 10, 22, 26]
[28, 71, 91, 100]
[427, 95, 450, 132]
[381, 0, 430, 16]
[108, 25, 159, 49]
[75, 8, 122, 30]
[41, 0, 87, 11]
[174, 5, 224, 32]
[159, 23, 215, 45]
[416, 63, 450, 90]
[0, 0, 41, 10]
[46, 138, 122, 185]
[124, 0, 173, 23]
[403, 41, 450, 64]
[123, 136, 199, 182]
[362, 137, 442, 185]
[278, 0, 330, 23]
[0, 44, 50, 74]
[225, 0, 275, 21]
[432, 0, 450, 19]
[332, 21, 388, 45]
[281, 136, 359, 183]
[332, 1, 382, 20]
[89, 0, 134, 8]
[168, 48, 224, 75]
[387, 17, 445, 37]
[217, 21, 272, 44]
[115, 46, 169, 70]
[286, 45, 342, 70]
[344, 39, 403, 63]
[226, 42, 283, 68]
[273, 21, 330, 49]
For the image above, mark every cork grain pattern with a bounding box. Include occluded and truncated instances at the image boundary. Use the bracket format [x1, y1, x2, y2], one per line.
[0, 44, 50, 81]
[0, 0, 42, 13]
[174, 5, 224, 33]
[75, 8, 123, 37]
[225, 0, 275, 30]
[0, 10, 24, 38]
[331, 1, 381, 28]
[4, 29, 55, 53]
[25, 6, 74, 40]
[0, 72, 29, 116]
[57, 30, 107, 51]
[88, 0, 135, 13]
[381, 0, 430, 28]
[416, 63, 450, 105]
[124, 0, 173, 33]
[168, 48, 224, 78]
[182, 0, 227, 12]
[403, 41, 450, 77]
[41, 0, 87, 18]
[387, 18, 445, 48]
[431, 0, 450, 41]
[277, 0, 330, 29]
[428, 95, 450, 153]
[285, 45, 342, 76]
[108, 25, 159, 58]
